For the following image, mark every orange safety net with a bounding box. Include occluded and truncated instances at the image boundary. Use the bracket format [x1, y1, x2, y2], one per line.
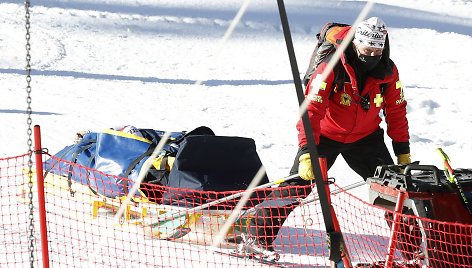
[1, 153, 471, 267]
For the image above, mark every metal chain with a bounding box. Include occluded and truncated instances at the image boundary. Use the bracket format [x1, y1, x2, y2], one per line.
[24, 0, 35, 267]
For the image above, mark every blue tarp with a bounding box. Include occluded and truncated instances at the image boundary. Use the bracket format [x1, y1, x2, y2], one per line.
[44, 127, 269, 204]
[44, 129, 184, 199]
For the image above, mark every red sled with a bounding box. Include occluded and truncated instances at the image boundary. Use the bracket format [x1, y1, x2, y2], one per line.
[367, 164, 472, 268]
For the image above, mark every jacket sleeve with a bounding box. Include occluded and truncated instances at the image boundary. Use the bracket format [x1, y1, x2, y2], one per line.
[297, 63, 335, 147]
[382, 64, 410, 155]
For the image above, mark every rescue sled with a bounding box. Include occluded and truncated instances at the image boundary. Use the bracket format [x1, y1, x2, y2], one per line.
[367, 164, 472, 267]
[24, 126, 271, 248]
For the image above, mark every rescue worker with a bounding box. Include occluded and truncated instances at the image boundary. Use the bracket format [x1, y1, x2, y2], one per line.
[240, 17, 411, 262]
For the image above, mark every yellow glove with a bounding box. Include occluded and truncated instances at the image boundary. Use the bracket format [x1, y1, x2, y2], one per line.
[298, 153, 314, 181]
[397, 153, 411, 165]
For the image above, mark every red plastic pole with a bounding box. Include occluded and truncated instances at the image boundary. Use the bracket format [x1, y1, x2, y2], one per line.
[318, 157, 351, 268]
[384, 191, 406, 268]
[34, 125, 50, 268]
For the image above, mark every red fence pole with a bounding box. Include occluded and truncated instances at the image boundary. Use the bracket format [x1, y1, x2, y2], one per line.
[34, 125, 50, 268]
[318, 157, 352, 268]
[384, 191, 406, 268]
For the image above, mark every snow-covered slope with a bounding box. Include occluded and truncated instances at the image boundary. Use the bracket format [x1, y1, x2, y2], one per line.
[1, 0, 471, 193]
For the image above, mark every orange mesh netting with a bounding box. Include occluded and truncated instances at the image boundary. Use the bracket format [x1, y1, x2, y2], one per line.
[1, 153, 471, 267]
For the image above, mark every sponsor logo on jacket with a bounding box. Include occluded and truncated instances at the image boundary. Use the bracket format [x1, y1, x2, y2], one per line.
[357, 30, 384, 40]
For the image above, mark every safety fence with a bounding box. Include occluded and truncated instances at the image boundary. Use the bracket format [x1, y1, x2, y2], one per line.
[1, 152, 472, 267]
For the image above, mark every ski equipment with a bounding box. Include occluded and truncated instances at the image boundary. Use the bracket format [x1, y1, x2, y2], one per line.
[436, 148, 472, 214]
[237, 233, 280, 264]
[143, 174, 299, 239]
[212, 248, 282, 266]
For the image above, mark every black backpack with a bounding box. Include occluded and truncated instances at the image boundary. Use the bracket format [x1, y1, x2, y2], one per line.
[303, 22, 350, 90]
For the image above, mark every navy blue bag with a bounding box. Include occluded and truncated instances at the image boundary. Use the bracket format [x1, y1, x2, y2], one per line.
[163, 135, 269, 207]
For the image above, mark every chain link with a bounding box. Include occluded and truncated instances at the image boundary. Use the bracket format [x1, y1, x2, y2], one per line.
[24, 0, 35, 267]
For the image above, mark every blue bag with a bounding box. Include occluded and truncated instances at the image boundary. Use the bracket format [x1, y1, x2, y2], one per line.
[44, 128, 186, 199]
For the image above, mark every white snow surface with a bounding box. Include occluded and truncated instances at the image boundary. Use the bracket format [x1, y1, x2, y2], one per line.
[1, 0, 472, 206]
[1, 0, 472, 267]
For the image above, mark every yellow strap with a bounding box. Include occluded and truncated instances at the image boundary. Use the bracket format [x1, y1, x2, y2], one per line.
[152, 156, 175, 171]
[103, 128, 152, 144]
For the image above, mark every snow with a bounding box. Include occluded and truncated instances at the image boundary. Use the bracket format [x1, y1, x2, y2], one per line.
[1, 0, 472, 198]
[0, 0, 471, 265]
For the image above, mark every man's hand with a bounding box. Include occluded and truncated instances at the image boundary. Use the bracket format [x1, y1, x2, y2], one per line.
[397, 153, 411, 165]
[298, 153, 314, 181]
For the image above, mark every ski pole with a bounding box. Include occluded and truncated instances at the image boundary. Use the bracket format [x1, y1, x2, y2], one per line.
[148, 173, 299, 227]
[436, 148, 472, 213]
[299, 180, 366, 206]
[239, 180, 366, 218]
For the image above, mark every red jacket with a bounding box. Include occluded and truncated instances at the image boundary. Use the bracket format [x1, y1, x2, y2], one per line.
[297, 27, 409, 155]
